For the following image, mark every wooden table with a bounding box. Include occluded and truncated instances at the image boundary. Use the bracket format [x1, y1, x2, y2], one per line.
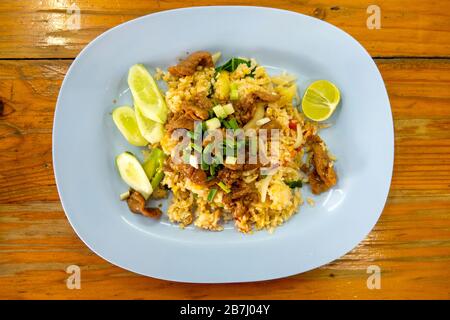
[0, 0, 449, 300]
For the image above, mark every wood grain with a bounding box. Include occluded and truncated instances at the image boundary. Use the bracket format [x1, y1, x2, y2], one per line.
[1, 58, 449, 299]
[0, 0, 450, 59]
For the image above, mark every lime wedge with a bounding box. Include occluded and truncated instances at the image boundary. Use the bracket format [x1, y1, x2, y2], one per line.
[112, 106, 148, 146]
[116, 152, 153, 199]
[135, 103, 165, 144]
[302, 80, 340, 121]
[128, 64, 168, 124]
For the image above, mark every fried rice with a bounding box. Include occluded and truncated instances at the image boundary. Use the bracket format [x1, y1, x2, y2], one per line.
[151, 51, 337, 233]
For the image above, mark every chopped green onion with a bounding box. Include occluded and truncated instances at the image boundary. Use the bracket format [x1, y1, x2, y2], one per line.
[228, 118, 239, 130]
[224, 138, 235, 150]
[285, 180, 303, 188]
[222, 119, 231, 129]
[217, 181, 231, 193]
[207, 175, 215, 181]
[207, 188, 218, 202]
[151, 169, 165, 190]
[190, 142, 202, 153]
[202, 143, 215, 168]
[210, 163, 217, 176]
[182, 148, 190, 164]
[223, 103, 235, 115]
[205, 117, 221, 130]
[213, 105, 228, 118]
[187, 130, 199, 140]
[201, 159, 209, 171]
[201, 148, 210, 170]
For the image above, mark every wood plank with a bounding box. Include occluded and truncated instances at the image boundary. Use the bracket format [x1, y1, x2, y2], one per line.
[0, 0, 449, 59]
[0, 59, 449, 299]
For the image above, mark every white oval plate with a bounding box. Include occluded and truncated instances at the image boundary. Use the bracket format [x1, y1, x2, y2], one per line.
[53, 6, 393, 283]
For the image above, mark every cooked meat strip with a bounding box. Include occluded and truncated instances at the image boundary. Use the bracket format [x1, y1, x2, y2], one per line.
[300, 164, 310, 173]
[182, 101, 209, 120]
[217, 167, 241, 186]
[235, 90, 280, 125]
[241, 90, 280, 106]
[219, 171, 257, 204]
[309, 171, 331, 195]
[193, 92, 213, 110]
[307, 135, 337, 194]
[224, 190, 258, 223]
[217, 167, 259, 231]
[228, 181, 255, 200]
[181, 163, 218, 187]
[222, 162, 261, 171]
[185, 164, 208, 184]
[183, 92, 214, 120]
[165, 93, 213, 132]
[168, 51, 214, 77]
[165, 112, 194, 132]
[234, 104, 254, 125]
[127, 190, 162, 218]
[166, 158, 217, 187]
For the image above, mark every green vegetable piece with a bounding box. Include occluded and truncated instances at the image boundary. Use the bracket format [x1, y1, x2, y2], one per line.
[285, 180, 303, 188]
[207, 188, 218, 202]
[215, 57, 251, 72]
[143, 147, 164, 180]
[228, 118, 239, 130]
[217, 181, 231, 193]
[151, 169, 165, 190]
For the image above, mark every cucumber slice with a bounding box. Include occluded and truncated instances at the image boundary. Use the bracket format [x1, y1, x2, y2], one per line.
[135, 103, 165, 144]
[128, 64, 168, 124]
[112, 106, 148, 146]
[116, 152, 153, 199]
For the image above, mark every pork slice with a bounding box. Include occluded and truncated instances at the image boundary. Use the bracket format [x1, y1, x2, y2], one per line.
[168, 51, 214, 77]
[127, 190, 162, 218]
[307, 135, 337, 194]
